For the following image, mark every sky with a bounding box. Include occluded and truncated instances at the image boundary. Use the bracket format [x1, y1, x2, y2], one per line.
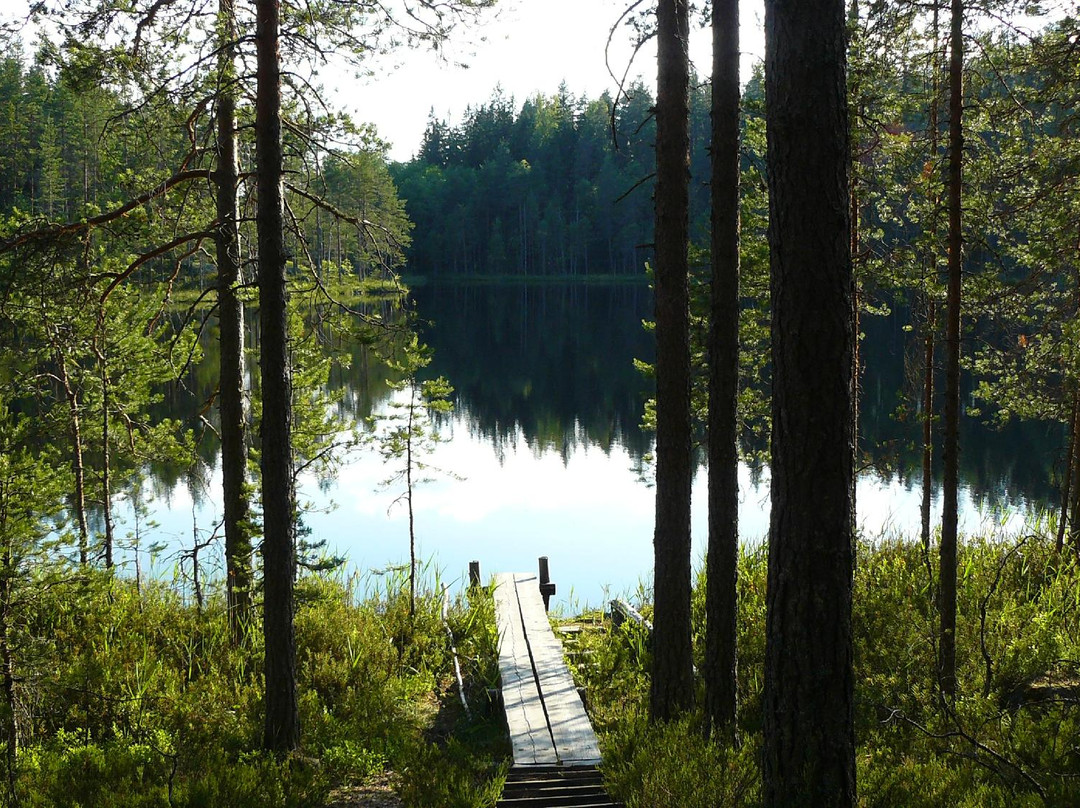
[342, 0, 767, 161]
[0, 0, 765, 162]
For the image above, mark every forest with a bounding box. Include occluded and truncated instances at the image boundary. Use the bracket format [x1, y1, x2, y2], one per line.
[0, 0, 1077, 805]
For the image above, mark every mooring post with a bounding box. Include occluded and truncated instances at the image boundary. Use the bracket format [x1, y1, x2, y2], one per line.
[468, 560, 481, 589]
[538, 556, 557, 611]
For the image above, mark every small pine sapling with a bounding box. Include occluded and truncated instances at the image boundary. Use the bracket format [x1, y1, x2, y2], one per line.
[369, 336, 456, 621]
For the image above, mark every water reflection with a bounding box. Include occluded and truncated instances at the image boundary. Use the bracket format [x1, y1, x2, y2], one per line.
[410, 282, 655, 463]
[129, 281, 1062, 608]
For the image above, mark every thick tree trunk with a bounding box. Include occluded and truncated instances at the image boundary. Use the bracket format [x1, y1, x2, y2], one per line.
[256, 0, 300, 753]
[649, 0, 694, 723]
[215, 0, 253, 644]
[705, 0, 740, 740]
[849, 0, 862, 524]
[762, 0, 856, 804]
[940, 0, 963, 700]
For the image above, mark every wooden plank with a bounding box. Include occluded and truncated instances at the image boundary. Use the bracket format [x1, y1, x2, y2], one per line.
[511, 573, 603, 766]
[494, 573, 558, 765]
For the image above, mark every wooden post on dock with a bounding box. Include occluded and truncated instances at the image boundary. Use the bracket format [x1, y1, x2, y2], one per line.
[468, 560, 481, 589]
[538, 556, 556, 611]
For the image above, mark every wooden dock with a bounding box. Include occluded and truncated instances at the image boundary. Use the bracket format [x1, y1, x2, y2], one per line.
[493, 570, 623, 807]
[494, 571, 602, 767]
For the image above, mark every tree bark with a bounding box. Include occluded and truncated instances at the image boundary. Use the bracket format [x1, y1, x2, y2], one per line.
[940, 0, 963, 700]
[55, 348, 89, 565]
[215, 0, 253, 644]
[921, 0, 942, 555]
[256, 0, 300, 753]
[0, 528, 17, 775]
[705, 0, 740, 740]
[650, 0, 694, 723]
[1056, 394, 1078, 553]
[762, 0, 856, 803]
[921, 297, 936, 551]
[1069, 392, 1080, 551]
[98, 342, 113, 569]
[407, 383, 416, 621]
[849, 0, 861, 527]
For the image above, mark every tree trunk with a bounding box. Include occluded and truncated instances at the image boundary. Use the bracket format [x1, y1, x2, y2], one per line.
[99, 344, 113, 569]
[705, 0, 740, 740]
[921, 298, 936, 551]
[407, 383, 416, 621]
[1069, 393, 1080, 551]
[55, 348, 89, 565]
[0, 535, 17, 797]
[256, 0, 300, 753]
[216, 0, 254, 644]
[762, 0, 856, 804]
[921, 0, 942, 555]
[649, 0, 694, 724]
[1056, 394, 1078, 553]
[940, 0, 963, 700]
[849, 0, 862, 526]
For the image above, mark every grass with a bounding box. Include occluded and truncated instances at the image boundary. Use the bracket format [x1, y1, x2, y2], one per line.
[561, 533, 1080, 807]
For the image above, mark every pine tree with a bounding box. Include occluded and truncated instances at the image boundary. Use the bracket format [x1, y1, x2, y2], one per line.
[762, 0, 856, 801]
[650, 0, 694, 723]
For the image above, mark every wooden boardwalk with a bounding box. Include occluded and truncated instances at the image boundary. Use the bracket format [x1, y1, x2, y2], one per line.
[493, 572, 603, 767]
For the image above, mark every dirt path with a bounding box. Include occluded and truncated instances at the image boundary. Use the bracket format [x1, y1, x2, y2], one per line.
[325, 774, 404, 808]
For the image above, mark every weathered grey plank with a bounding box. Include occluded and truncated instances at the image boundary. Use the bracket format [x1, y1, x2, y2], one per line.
[511, 573, 602, 766]
[494, 572, 558, 765]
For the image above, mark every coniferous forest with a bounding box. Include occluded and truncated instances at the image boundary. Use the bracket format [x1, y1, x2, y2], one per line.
[0, 0, 1079, 806]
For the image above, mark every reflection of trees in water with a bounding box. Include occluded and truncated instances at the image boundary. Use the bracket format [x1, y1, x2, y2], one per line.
[860, 306, 1064, 511]
[416, 280, 1062, 511]
[412, 282, 655, 464]
[141, 283, 1064, 516]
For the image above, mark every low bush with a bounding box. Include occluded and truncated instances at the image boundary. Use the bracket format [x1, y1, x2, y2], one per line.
[2, 567, 506, 808]
[569, 534, 1080, 807]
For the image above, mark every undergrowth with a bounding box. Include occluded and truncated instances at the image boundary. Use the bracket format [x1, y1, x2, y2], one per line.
[2, 567, 507, 808]
[568, 534, 1080, 807]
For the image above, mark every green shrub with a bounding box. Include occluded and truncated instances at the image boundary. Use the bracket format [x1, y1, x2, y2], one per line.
[601, 716, 759, 808]
[571, 533, 1080, 807]
[4, 565, 507, 808]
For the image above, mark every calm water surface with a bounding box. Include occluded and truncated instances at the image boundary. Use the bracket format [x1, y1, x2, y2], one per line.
[132, 282, 1059, 610]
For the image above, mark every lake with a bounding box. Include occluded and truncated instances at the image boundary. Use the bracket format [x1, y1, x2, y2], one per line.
[128, 281, 1061, 611]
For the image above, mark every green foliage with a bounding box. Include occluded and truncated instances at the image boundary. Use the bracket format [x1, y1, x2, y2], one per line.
[394, 736, 506, 808]
[393, 82, 666, 278]
[0, 568, 505, 807]
[601, 715, 760, 808]
[568, 535, 1080, 806]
